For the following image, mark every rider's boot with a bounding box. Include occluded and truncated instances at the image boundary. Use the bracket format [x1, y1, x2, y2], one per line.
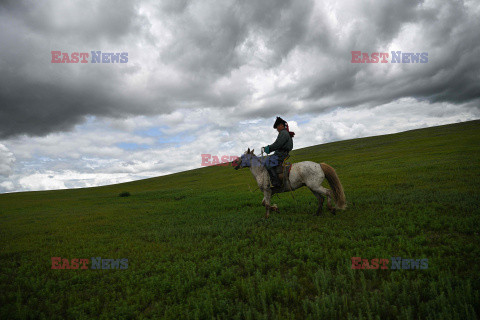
[267, 166, 282, 188]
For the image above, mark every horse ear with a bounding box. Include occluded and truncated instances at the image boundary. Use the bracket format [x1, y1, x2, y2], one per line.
[251, 149, 254, 154]
[247, 148, 250, 153]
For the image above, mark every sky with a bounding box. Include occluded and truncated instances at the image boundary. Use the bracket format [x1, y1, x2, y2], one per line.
[0, 0, 479, 193]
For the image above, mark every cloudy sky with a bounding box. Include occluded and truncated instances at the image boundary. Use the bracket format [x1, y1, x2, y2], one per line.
[0, 0, 479, 193]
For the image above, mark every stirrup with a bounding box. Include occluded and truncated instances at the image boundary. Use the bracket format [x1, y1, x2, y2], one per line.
[268, 176, 281, 188]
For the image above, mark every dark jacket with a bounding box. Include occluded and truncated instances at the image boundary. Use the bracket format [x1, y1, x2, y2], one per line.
[269, 128, 293, 159]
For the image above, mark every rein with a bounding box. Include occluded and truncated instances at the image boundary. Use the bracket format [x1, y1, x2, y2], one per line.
[260, 147, 266, 163]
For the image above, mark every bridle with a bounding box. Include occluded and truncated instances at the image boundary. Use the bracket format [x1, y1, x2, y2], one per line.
[236, 152, 263, 169]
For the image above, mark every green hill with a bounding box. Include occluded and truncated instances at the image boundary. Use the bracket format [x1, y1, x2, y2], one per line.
[1, 120, 479, 319]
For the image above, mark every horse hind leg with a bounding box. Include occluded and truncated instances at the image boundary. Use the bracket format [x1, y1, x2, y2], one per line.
[310, 190, 325, 216]
[309, 185, 335, 215]
[324, 189, 336, 215]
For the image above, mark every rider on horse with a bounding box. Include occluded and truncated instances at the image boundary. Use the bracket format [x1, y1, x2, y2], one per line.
[263, 117, 295, 188]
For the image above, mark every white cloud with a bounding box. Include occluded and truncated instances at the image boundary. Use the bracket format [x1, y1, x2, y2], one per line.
[0, 144, 15, 177]
[0, 181, 15, 192]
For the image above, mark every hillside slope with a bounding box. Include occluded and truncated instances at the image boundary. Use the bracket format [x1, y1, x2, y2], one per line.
[1, 120, 479, 319]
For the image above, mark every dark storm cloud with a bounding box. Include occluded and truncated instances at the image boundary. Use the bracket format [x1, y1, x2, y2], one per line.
[0, 0, 158, 138]
[289, 0, 480, 109]
[0, 0, 479, 139]
[0, 0, 146, 45]
[157, 0, 313, 73]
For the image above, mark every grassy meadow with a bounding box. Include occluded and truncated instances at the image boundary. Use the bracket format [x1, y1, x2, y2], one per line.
[0, 120, 479, 319]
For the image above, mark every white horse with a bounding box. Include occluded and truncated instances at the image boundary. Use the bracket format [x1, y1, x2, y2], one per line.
[233, 148, 346, 218]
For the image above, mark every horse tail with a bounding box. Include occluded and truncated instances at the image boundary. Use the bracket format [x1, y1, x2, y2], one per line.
[320, 163, 346, 210]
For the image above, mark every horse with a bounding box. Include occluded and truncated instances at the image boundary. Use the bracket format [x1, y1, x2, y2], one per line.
[233, 148, 346, 218]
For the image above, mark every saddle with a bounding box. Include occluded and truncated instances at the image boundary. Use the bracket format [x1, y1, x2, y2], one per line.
[271, 157, 293, 190]
[276, 163, 292, 185]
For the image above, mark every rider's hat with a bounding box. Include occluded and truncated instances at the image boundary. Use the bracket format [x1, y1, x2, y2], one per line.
[273, 116, 287, 129]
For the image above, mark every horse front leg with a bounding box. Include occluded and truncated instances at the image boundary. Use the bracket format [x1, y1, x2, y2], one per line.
[264, 191, 271, 218]
[263, 190, 275, 218]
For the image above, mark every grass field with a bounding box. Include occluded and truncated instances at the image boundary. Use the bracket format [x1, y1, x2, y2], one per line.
[1, 120, 479, 319]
